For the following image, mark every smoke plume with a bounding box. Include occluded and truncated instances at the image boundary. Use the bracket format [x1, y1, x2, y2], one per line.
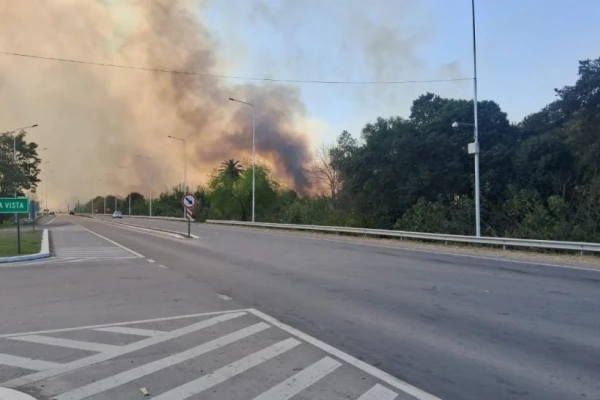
[0, 0, 314, 206]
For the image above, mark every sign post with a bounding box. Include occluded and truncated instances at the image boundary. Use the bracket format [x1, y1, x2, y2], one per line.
[0, 198, 30, 254]
[181, 193, 197, 239]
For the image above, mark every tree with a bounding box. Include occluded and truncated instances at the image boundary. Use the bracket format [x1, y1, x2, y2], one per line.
[218, 159, 243, 180]
[309, 144, 341, 206]
[208, 162, 278, 221]
[0, 130, 41, 197]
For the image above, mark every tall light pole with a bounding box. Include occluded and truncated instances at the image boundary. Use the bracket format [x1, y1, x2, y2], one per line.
[168, 135, 187, 218]
[471, 0, 481, 237]
[119, 165, 132, 216]
[229, 97, 256, 222]
[451, 0, 481, 237]
[40, 160, 50, 213]
[136, 155, 153, 216]
[45, 170, 54, 213]
[167, 135, 187, 191]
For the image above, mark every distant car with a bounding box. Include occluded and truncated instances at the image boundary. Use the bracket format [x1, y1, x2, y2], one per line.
[112, 211, 123, 218]
[69, 211, 75, 215]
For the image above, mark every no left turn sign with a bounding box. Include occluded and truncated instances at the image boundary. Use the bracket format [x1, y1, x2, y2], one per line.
[182, 193, 197, 209]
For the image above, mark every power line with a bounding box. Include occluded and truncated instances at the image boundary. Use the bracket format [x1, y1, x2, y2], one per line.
[0, 51, 472, 85]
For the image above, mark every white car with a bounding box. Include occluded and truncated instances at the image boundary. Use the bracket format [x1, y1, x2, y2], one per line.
[112, 211, 123, 218]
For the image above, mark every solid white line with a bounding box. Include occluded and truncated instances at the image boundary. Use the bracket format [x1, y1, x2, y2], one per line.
[158, 264, 168, 269]
[74, 223, 144, 257]
[152, 337, 301, 400]
[0, 353, 61, 371]
[357, 384, 399, 400]
[3, 311, 247, 388]
[253, 356, 341, 400]
[247, 309, 441, 400]
[147, 259, 155, 263]
[54, 322, 271, 400]
[0, 309, 247, 339]
[93, 327, 164, 337]
[9, 335, 118, 353]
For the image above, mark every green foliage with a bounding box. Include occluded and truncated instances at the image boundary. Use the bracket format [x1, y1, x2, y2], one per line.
[80, 56, 600, 243]
[0, 131, 41, 197]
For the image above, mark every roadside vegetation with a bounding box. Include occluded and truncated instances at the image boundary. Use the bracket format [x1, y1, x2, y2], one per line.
[80, 57, 600, 243]
[0, 230, 42, 256]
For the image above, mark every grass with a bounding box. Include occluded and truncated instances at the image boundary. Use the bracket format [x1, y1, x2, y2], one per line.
[0, 229, 43, 257]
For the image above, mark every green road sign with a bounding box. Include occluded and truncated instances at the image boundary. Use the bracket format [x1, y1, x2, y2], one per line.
[0, 198, 30, 214]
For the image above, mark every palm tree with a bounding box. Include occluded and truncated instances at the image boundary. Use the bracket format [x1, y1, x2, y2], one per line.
[219, 159, 243, 179]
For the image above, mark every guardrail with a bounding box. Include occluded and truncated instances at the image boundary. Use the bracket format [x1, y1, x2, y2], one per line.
[206, 220, 600, 254]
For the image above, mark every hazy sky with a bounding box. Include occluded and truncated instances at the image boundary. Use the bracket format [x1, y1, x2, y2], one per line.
[202, 0, 600, 142]
[2, 0, 599, 209]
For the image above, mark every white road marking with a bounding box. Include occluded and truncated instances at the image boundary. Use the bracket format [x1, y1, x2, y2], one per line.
[9, 335, 118, 353]
[357, 384, 399, 400]
[0, 353, 60, 371]
[152, 337, 301, 400]
[73, 223, 144, 257]
[0, 309, 247, 339]
[253, 356, 341, 400]
[146, 259, 155, 263]
[247, 309, 441, 400]
[158, 264, 168, 269]
[218, 294, 232, 300]
[93, 326, 164, 337]
[54, 322, 271, 400]
[3, 312, 246, 388]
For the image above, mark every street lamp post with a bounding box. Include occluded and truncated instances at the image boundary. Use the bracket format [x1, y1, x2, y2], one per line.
[229, 97, 256, 222]
[45, 170, 54, 213]
[450, 0, 481, 238]
[471, 0, 481, 238]
[7, 124, 38, 254]
[136, 155, 153, 217]
[167, 135, 187, 218]
[167, 136, 187, 191]
[119, 165, 132, 216]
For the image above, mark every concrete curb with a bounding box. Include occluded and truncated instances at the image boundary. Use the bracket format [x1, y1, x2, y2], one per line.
[0, 229, 50, 264]
[0, 387, 38, 400]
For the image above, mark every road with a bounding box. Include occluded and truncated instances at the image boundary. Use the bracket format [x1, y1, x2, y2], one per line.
[1, 215, 598, 399]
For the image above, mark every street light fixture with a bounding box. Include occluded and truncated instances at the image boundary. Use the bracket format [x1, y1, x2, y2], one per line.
[136, 155, 153, 217]
[229, 97, 256, 222]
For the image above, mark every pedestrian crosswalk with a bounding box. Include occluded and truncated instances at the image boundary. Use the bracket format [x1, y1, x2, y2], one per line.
[0, 309, 438, 400]
[51, 224, 141, 263]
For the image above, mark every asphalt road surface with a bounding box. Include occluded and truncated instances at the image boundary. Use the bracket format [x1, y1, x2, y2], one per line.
[0, 215, 598, 399]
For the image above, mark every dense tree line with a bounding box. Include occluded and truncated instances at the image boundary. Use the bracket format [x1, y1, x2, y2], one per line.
[83, 57, 600, 242]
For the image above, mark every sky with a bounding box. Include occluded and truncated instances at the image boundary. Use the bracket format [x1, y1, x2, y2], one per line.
[1, 0, 599, 210]
[202, 0, 600, 143]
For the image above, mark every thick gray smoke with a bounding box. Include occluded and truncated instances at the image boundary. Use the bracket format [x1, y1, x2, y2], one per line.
[0, 0, 314, 206]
